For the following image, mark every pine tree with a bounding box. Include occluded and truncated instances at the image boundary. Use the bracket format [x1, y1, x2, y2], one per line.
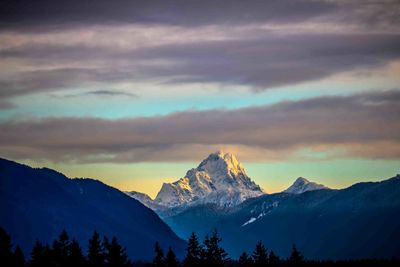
[51, 230, 70, 267]
[153, 242, 165, 267]
[252, 241, 268, 267]
[288, 245, 303, 266]
[30, 241, 51, 267]
[202, 230, 227, 267]
[67, 239, 86, 267]
[0, 227, 13, 266]
[105, 236, 131, 267]
[238, 251, 253, 267]
[165, 247, 179, 267]
[87, 231, 106, 267]
[13, 245, 25, 267]
[269, 250, 279, 267]
[183, 232, 202, 267]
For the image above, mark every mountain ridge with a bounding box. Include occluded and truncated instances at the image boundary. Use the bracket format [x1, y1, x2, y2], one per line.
[0, 157, 186, 260]
[164, 174, 400, 260]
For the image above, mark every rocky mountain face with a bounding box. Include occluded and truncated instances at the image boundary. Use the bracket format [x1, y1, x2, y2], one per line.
[153, 151, 264, 208]
[283, 177, 328, 194]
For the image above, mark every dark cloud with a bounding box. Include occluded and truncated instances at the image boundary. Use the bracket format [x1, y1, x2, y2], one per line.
[1, 0, 399, 32]
[1, 33, 399, 98]
[1, 90, 399, 162]
[59, 90, 138, 98]
[84, 90, 138, 97]
[131, 33, 400, 89]
[0, 68, 141, 98]
[0, 100, 14, 109]
[0, 0, 337, 30]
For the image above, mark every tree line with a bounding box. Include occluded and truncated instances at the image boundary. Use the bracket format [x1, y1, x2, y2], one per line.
[1, 227, 399, 267]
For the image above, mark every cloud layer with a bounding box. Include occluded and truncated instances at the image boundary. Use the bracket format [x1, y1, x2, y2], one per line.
[1, 0, 399, 31]
[0, 1, 399, 165]
[1, 90, 399, 163]
[1, 32, 400, 99]
[0, 1, 399, 102]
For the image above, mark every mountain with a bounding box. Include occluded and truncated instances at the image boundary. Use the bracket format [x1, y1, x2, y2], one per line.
[283, 177, 328, 194]
[153, 151, 264, 208]
[125, 191, 154, 207]
[164, 175, 400, 260]
[125, 191, 165, 210]
[0, 158, 186, 260]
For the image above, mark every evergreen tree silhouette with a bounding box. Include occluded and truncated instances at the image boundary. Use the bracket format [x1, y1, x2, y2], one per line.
[0, 227, 13, 266]
[67, 239, 86, 267]
[13, 245, 25, 267]
[88, 231, 106, 267]
[238, 251, 253, 267]
[268, 250, 279, 267]
[152, 242, 165, 267]
[183, 232, 202, 267]
[105, 236, 131, 267]
[165, 247, 178, 267]
[30, 240, 51, 267]
[252, 241, 268, 267]
[288, 245, 303, 266]
[51, 230, 70, 267]
[202, 230, 227, 267]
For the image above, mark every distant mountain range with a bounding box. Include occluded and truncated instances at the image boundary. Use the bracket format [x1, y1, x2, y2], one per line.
[163, 176, 400, 260]
[2, 153, 400, 261]
[127, 151, 330, 214]
[127, 152, 400, 260]
[0, 158, 185, 261]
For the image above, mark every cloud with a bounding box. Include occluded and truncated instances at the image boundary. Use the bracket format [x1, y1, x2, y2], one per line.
[0, 0, 337, 30]
[1, 33, 399, 99]
[58, 90, 138, 98]
[130, 33, 400, 89]
[0, 100, 14, 109]
[0, 1, 399, 33]
[1, 1, 399, 100]
[1, 90, 399, 163]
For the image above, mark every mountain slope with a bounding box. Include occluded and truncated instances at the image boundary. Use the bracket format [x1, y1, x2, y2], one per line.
[283, 177, 328, 194]
[125, 191, 166, 210]
[0, 158, 186, 260]
[153, 151, 264, 208]
[164, 175, 400, 260]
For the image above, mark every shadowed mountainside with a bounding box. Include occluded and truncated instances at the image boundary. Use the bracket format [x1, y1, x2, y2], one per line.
[0, 158, 186, 260]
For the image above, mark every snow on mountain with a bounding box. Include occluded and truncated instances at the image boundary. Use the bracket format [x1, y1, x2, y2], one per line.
[126, 191, 154, 207]
[154, 151, 264, 208]
[283, 177, 328, 194]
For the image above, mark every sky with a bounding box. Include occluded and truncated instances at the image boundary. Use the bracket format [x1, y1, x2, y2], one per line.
[0, 0, 400, 198]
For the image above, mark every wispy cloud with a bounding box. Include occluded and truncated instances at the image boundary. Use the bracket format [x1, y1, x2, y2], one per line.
[57, 90, 138, 98]
[0, 0, 337, 30]
[0, 1, 399, 101]
[1, 90, 399, 163]
[1, 1, 399, 32]
[1, 33, 399, 99]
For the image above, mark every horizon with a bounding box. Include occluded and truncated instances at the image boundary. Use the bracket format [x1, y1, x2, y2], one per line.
[1, 1, 399, 199]
[9, 153, 400, 199]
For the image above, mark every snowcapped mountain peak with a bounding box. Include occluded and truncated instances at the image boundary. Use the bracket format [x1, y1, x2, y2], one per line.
[293, 177, 310, 185]
[154, 151, 264, 208]
[284, 177, 328, 194]
[196, 151, 245, 179]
